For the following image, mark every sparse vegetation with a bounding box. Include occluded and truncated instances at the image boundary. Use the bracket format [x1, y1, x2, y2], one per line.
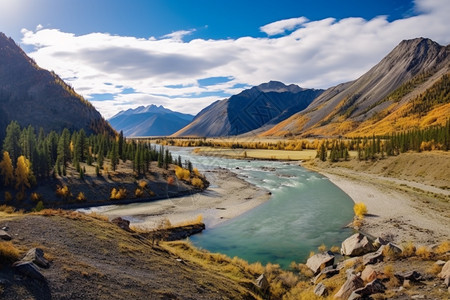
[0, 241, 20, 264]
[353, 202, 368, 219]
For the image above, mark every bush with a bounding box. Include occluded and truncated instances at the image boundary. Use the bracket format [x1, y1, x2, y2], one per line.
[353, 202, 368, 219]
[318, 243, 327, 252]
[31, 192, 42, 202]
[0, 241, 20, 264]
[415, 246, 431, 260]
[138, 180, 147, 189]
[110, 188, 127, 200]
[175, 166, 190, 181]
[76, 192, 86, 202]
[56, 185, 71, 199]
[191, 177, 204, 189]
[434, 240, 450, 255]
[135, 188, 144, 198]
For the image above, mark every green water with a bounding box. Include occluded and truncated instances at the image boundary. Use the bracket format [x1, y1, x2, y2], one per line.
[177, 150, 355, 268]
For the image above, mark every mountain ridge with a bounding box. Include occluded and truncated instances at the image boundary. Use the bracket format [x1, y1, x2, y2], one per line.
[262, 38, 450, 137]
[0, 32, 115, 141]
[173, 81, 323, 137]
[109, 104, 194, 137]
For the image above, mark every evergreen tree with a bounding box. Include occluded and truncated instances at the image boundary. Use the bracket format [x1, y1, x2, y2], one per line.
[2, 121, 21, 165]
[110, 141, 119, 171]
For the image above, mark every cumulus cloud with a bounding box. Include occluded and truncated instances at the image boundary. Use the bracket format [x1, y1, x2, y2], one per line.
[260, 17, 308, 36]
[20, 0, 450, 118]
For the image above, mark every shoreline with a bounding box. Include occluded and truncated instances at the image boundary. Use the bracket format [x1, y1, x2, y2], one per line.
[88, 168, 271, 230]
[303, 162, 450, 245]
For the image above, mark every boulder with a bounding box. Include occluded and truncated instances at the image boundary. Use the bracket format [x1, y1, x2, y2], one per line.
[361, 265, 377, 282]
[438, 260, 450, 287]
[0, 229, 12, 241]
[341, 233, 375, 257]
[306, 251, 335, 275]
[314, 282, 328, 297]
[334, 274, 364, 299]
[363, 250, 383, 265]
[382, 243, 402, 256]
[111, 217, 131, 232]
[22, 248, 50, 269]
[373, 237, 388, 248]
[395, 271, 422, 283]
[12, 261, 46, 282]
[313, 266, 339, 284]
[255, 274, 269, 291]
[349, 279, 386, 300]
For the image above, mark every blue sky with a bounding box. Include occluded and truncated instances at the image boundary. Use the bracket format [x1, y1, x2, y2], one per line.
[1, 0, 449, 117]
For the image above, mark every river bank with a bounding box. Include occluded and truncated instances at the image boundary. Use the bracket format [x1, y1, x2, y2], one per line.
[303, 153, 450, 245]
[89, 168, 271, 229]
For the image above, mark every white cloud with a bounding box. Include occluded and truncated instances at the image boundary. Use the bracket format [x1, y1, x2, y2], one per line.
[162, 29, 196, 41]
[20, 0, 450, 119]
[260, 17, 308, 36]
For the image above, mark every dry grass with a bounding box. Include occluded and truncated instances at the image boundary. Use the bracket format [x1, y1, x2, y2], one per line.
[330, 245, 340, 253]
[0, 241, 20, 264]
[0, 205, 16, 214]
[318, 243, 327, 252]
[415, 246, 432, 260]
[434, 240, 450, 255]
[401, 241, 416, 258]
[173, 215, 203, 227]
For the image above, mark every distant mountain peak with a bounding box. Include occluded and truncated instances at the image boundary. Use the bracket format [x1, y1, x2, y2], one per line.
[255, 81, 305, 93]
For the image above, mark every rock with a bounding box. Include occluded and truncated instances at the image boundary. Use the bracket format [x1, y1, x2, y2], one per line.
[306, 251, 335, 275]
[334, 274, 364, 299]
[349, 279, 386, 300]
[341, 233, 375, 257]
[12, 261, 46, 282]
[438, 260, 450, 279]
[395, 271, 422, 283]
[363, 250, 384, 265]
[346, 268, 355, 280]
[314, 282, 328, 297]
[1, 226, 9, 231]
[435, 260, 446, 266]
[383, 243, 402, 256]
[444, 276, 449, 287]
[22, 248, 50, 269]
[255, 274, 269, 291]
[111, 217, 131, 232]
[0, 229, 12, 241]
[373, 237, 388, 248]
[313, 266, 339, 284]
[361, 265, 377, 282]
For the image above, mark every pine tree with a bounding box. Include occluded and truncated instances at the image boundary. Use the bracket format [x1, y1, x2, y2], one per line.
[2, 121, 21, 165]
[110, 141, 119, 171]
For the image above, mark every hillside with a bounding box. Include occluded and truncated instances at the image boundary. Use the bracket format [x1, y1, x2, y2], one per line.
[0, 33, 114, 142]
[173, 81, 323, 137]
[263, 38, 450, 137]
[109, 105, 194, 137]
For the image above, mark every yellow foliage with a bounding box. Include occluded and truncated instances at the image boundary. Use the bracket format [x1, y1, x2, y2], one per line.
[14, 156, 33, 193]
[31, 192, 42, 202]
[135, 188, 144, 198]
[401, 241, 416, 258]
[175, 166, 190, 181]
[415, 246, 432, 260]
[193, 168, 201, 177]
[110, 188, 127, 200]
[0, 151, 14, 186]
[353, 202, 368, 219]
[55, 185, 70, 198]
[76, 192, 86, 202]
[330, 245, 340, 253]
[434, 240, 450, 255]
[191, 177, 204, 189]
[318, 243, 327, 252]
[138, 180, 147, 189]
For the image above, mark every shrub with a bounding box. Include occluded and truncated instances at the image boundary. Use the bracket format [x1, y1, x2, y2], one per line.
[30, 192, 42, 202]
[353, 202, 368, 219]
[415, 246, 431, 260]
[434, 240, 450, 255]
[330, 245, 340, 253]
[4, 192, 12, 202]
[34, 201, 44, 212]
[318, 243, 327, 252]
[0, 241, 20, 264]
[56, 185, 71, 199]
[138, 180, 147, 189]
[193, 168, 201, 177]
[175, 166, 190, 181]
[110, 188, 127, 200]
[0, 205, 15, 214]
[191, 177, 204, 189]
[135, 188, 144, 198]
[401, 241, 416, 258]
[76, 192, 86, 202]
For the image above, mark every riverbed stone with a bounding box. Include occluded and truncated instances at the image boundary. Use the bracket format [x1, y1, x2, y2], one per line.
[349, 279, 386, 300]
[314, 282, 328, 297]
[361, 265, 377, 282]
[341, 233, 375, 257]
[306, 251, 335, 275]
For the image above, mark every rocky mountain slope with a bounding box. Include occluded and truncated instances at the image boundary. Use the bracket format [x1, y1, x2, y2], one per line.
[173, 81, 323, 137]
[263, 38, 450, 137]
[109, 105, 194, 137]
[0, 33, 115, 142]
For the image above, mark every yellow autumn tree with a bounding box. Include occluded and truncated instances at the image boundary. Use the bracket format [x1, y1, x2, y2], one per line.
[14, 155, 33, 194]
[0, 151, 14, 187]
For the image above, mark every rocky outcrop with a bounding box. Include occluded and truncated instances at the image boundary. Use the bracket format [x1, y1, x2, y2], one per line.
[341, 233, 375, 257]
[438, 260, 450, 287]
[349, 279, 386, 300]
[363, 242, 402, 265]
[314, 282, 328, 297]
[306, 251, 335, 275]
[394, 270, 423, 283]
[12, 261, 46, 282]
[255, 274, 269, 291]
[21, 248, 50, 269]
[334, 274, 364, 299]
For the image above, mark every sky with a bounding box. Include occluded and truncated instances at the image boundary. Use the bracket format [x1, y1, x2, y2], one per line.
[1, 0, 449, 118]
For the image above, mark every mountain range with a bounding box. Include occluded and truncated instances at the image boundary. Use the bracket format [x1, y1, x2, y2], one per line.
[173, 81, 323, 137]
[0, 33, 114, 142]
[262, 38, 449, 137]
[108, 105, 194, 137]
